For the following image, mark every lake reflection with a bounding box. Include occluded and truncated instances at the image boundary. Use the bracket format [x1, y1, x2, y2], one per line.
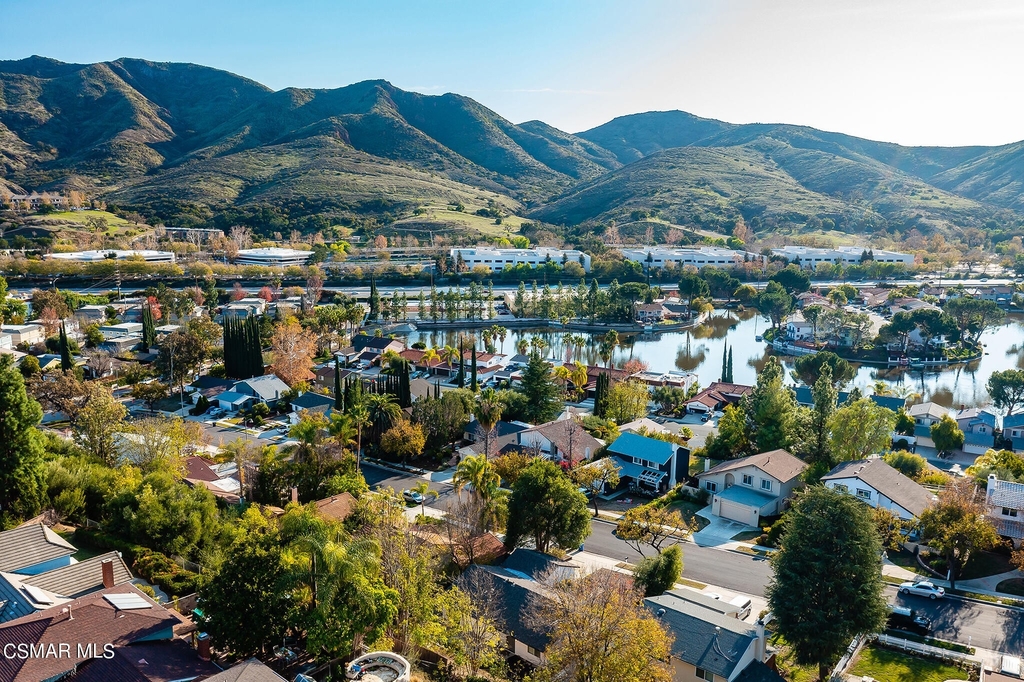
[403, 312, 1024, 409]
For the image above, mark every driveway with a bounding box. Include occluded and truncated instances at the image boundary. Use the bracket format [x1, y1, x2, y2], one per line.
[690, 506, 757, 547]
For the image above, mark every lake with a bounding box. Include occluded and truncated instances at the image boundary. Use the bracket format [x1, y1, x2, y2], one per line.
[405, 310, 1024, 409]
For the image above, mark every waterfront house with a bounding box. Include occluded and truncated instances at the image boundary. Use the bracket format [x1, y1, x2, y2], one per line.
[956, 407, 998, 455]
[1003, 413, 1024, 453]
[985, 474, 1024, 548]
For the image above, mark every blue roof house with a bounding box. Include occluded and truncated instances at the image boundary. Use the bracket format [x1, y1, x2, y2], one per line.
[606, 431, 688, 493]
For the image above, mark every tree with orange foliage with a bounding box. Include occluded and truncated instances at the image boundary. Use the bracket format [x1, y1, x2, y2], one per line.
[271, 318, 316, 386]
[257, 286, 276, 302]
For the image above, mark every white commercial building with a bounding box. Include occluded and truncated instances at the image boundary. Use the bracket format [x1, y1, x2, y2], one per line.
[45, 249, 176, 263]
[621, 246, 765, 269]
[235, 247, 313, 267]
[771, 245, 914, 269]
[451, 247, 591, 273]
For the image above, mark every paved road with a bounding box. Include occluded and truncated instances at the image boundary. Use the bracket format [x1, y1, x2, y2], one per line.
[888, 587, 1024, 653]
[343, 466, 1024, 653]
[361, 463, 455, 502]
[585, 519, 774, 595]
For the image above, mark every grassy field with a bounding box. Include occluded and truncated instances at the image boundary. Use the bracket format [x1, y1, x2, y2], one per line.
[848, 645, 966, 682]
[391, 203, 529, 239]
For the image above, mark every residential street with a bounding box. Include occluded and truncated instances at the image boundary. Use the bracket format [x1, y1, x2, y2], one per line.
[352, 464, 1024, 654]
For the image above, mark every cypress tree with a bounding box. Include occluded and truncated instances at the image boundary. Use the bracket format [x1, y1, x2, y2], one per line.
[455, 336, 465, 388]
[368, 276, 380, 321]
[59, 321, 72, 372]
[223, 317, 236, 378]
[721, 343, 728, 382]
[594, 372, 609, 419]
[141, 304, 155, 352]
[470, 345, 479, 392]
[727, 347, 734, 383]
[334, 357, 343, 410]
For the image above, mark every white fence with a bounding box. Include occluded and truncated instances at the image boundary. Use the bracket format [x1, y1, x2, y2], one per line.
[872, 633, 976, 666]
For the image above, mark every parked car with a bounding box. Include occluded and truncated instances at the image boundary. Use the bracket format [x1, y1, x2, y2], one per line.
[402, 489, 424, 505]
[898, 580, 945, 599]
[887, 604, 931, 635]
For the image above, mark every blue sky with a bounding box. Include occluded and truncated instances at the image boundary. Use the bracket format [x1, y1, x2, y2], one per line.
[3, 0, 1023, 146]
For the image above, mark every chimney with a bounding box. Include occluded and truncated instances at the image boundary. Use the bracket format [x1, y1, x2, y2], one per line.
[704, 458, 711, 473]
[197, 633, 211, 661]
[101, 559, 114, 588]
[755, 619, 767, 661]
[291, 486, 299, 504]
[987, 474, 998, 502]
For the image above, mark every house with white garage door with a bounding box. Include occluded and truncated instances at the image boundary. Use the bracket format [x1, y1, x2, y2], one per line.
[821, 457, 935, 521]
[697, 450, 807, 526]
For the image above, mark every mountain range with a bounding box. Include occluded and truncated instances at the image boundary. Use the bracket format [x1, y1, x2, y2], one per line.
[1, 56, 1022, 236]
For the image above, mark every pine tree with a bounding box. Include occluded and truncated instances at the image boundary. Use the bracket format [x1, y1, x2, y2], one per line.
[59, 321, 72, 372]
[471, 345, 479, 392]
[334, 357, 343, 410]
[0, 355, 45, 523]
[141, 303, 155, 352]
[726, 347, 734, 383]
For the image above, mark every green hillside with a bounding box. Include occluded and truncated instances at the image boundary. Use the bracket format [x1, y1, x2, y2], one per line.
[2, 56, 1023, 240]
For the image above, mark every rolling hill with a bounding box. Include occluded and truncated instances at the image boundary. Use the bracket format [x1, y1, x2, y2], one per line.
[1, 56, 1023, 238]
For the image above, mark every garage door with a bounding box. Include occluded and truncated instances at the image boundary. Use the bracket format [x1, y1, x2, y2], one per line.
[718, 498, 757, 526]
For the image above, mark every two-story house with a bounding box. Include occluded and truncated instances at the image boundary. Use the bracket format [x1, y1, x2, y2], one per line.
[956, 407, 998, 455]
[985, 474, 1024, 548]
[646, 592, 784, 682]
[606, 431, 688, 493]
[697, 450, 807, 526]
[1002, 413, 1024, 453]
[821, 458, 935, 521]
[908, 402, 950, 442]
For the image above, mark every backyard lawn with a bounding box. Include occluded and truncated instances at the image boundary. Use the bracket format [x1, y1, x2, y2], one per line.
[849, 645, 968, 682]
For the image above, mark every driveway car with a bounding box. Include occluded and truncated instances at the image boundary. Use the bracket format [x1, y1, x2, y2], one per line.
[402, 489, 424, 505]
[898, 580, 945, 599]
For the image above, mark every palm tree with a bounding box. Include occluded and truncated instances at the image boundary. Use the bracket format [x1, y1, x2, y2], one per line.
[599, 330, 619, 368]
[516, 338, 529, 355]
[329, 412, 357, 451]
[481, 329, 494, 354]
[570, 361, 590, 402]
[410, 480, 438, 519]
[421, 347, 440, 376]
[365, 393, 402, 442]
[529, 336, 547, 356]
[350, 403, 370, 471]
[453, 454, 500, 502]
[474, 388, 504, 457]
[494, 326, 508, 354]
[573, 334, 587, 364]
[562, 332, 575, 362]
[552, 365, 573, 399]
[440, 345, 459, 378]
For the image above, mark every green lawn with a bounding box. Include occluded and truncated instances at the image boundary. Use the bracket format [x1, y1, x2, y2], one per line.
[849, 645, 966, 682]
[732, 530, 762, 542]
[58, 531, 104, 561]
[924, 550, 1013, 580]
[996, 578, 1024, 597]
[887, 549, 929, 575]
[666, 499, 710, 532]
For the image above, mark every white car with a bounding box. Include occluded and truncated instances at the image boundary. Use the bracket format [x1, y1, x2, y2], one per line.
[898, 581, 945, 599]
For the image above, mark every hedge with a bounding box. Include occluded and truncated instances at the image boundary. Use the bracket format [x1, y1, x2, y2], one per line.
[73, 527, 204, 597]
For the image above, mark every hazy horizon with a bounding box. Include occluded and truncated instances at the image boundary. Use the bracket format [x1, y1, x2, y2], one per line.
[3, 0, 1022, 147]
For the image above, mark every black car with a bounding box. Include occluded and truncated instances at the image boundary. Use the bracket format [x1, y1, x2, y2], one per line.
[887, 604, 931, 635]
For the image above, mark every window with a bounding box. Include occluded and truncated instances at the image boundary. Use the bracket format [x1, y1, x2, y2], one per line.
[856, 488, 872, 500]
[526, 645, 541, 657]
[1004, 508, 1019, 518]
[695, 668, 714, 681]
[834, 484, 848, 493]
[705, 481, 717, 493]
[760, 479, 772, 492]
[742, 474, 753, 486]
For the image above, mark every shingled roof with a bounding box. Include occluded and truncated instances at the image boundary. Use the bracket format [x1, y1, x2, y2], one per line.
[0, 584, 178, 682]
[23, 552, 133, 599]
[700, 449, 807, 483]
[196, 657, 288, 681]
[69, 639, 221, 682]
[822, 458, 935, 517]
[0, 523, 77, 573]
